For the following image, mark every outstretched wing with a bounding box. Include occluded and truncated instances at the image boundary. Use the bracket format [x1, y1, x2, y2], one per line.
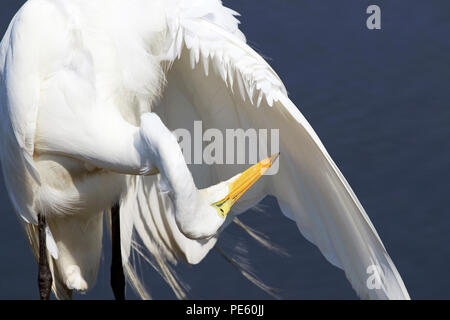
[119, 0, 409, 299]
[157, 0, 409, 299]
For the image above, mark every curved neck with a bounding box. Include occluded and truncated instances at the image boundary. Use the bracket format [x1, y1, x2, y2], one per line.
[138, 115, 197, 205]
[156, 135, 197, 200]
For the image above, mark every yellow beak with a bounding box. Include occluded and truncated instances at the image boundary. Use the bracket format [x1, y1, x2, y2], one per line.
[212, 153, 279, 219]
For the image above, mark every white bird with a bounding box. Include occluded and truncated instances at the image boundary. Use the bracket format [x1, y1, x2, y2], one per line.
[0, 0, 410, 300]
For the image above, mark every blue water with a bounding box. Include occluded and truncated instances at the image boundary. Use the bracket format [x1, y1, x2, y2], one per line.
[0, 0, 449, 299]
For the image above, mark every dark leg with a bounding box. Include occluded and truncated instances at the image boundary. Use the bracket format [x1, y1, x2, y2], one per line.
[38, 213, 52, 300]
[111, 203, 126, 300]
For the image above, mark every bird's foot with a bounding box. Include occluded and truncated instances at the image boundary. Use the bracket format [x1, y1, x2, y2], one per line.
[65, 265, 88, 292]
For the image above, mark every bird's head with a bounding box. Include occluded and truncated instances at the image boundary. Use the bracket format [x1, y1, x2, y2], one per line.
[140, 113, 279, 241]
[174, 153, 279, 240]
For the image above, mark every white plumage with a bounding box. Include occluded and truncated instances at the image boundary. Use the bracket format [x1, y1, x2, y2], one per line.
[0, 0, 410, 299]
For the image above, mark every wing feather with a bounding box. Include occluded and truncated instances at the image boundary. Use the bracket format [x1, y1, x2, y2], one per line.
[118, 0, 409, 299]
[153, 0, 410, 299]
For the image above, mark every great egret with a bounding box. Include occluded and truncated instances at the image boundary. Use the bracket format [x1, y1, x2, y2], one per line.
[0, 0, 410, 300]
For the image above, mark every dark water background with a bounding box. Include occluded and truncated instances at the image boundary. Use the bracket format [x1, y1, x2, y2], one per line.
[0, 0, 449, 299]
